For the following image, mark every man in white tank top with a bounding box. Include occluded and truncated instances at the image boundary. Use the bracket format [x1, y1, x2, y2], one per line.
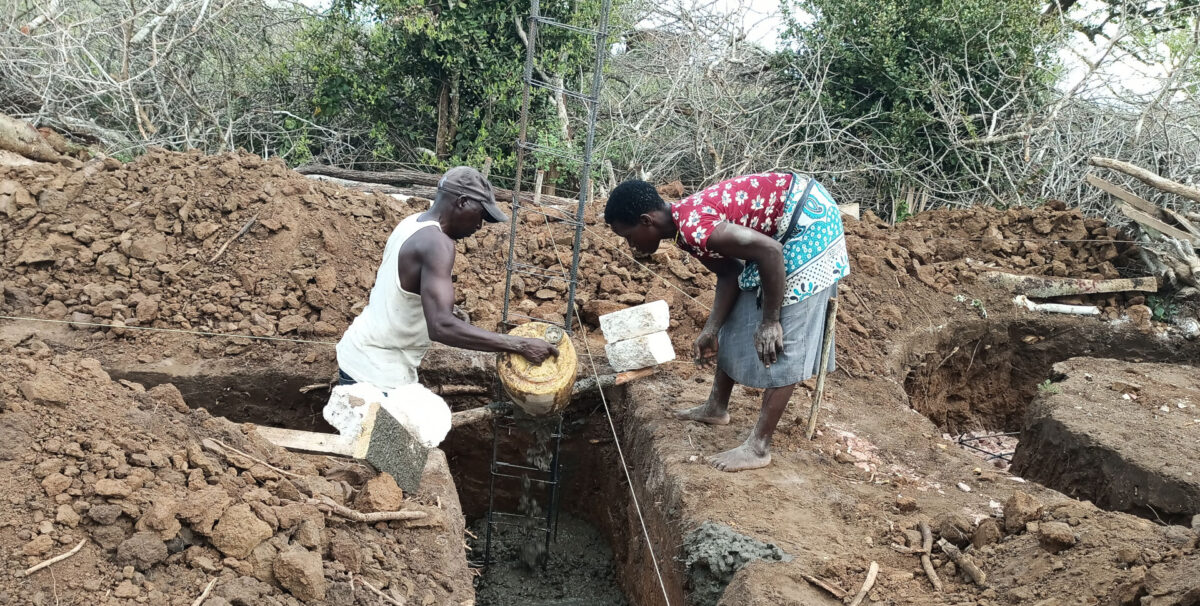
[336, 166, 558, 391]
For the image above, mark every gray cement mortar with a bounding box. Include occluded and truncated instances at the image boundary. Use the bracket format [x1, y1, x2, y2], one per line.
[681, 522, 791, 606]
[470, 513, 628, 606]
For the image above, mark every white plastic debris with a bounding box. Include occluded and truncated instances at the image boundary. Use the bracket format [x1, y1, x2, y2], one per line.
[324, 382, 451, 448]
[1013, 295, 1100, 316]
[957, 482, 972, 493]
[1160, 405, 1170, 413]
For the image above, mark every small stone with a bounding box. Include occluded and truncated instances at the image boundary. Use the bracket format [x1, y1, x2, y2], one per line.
[20, 373, 72, 406]
[210, 504, 272, 559]
[89, 504, 124, 525]
[41, 473, 72, 496]
[274, 549, 327, 602]
[354, 473, 405, 513]
[117, 531, 168, 571]
[1164, 525, 1197, 548]
[277, 315, 307, 334]
[94, 478, 132, 497]
[129, 233, 167, 261]
[135, 498, 181, 541]
[56, 504, 81, 528]
[22, 534, 55, 556]
[33, 458, 65, 479]
[972, 518, 1003, 548]
[1004, 491, 1043, 533]
[934, 512, 974, 546]
[1037, 521, 1077, 553]
[896, 495, 917, 512]
[113, 580, 140, 599]
[330, 537, 361, 573]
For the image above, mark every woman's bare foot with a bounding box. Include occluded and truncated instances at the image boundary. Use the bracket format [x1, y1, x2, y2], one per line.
[708, 444, 771, 472]
[673, 403, 730, 425]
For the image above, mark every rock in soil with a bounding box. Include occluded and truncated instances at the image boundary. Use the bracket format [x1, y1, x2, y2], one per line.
[274, 548, 327, 602]
[1004, 490, 1044, 534]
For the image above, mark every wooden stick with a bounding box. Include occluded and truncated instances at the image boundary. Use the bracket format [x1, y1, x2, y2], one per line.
[20, 539, 87, 577]
[355, 576, 404, 606]
[1090, 156, 1200, 204]
[806, 298, 840, 440]
[938, 538, 987, 586]
[294, 164, 577, 208]
[208, 214, 259, 263]
[919, 521, 943, 592]
[1120, 204, 1200, 245]
[190, 578, 218, 606]
[981, 271, 1158, 298]
[1086, 174, 1162, 215]
[314, 495, 429, 522]
[848, 561, 880, 606]
[800, 574, 847, 599]
[204, 438, 304, 479]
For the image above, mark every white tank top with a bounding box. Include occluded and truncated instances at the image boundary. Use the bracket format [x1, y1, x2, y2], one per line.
[336, 214, 440, 390]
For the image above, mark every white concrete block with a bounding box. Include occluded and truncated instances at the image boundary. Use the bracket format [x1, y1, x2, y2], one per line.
[324, 382, 451, 448]
[599, 299, 670, 343]
[604, 331, 676, 372]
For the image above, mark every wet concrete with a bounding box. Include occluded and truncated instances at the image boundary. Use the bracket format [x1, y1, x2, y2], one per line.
[470, 513, 628, 606]
[681, 522, 791, 606]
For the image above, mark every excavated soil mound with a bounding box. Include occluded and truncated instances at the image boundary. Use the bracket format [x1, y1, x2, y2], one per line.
[1, 149, 1151, 378]
[0, 149, 719, 365]
[1013, 357, 1200, 522]
[0, 344, 472, 606]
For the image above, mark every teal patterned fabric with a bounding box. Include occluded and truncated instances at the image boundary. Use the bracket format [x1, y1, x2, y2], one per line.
[738, 174, 850, 306]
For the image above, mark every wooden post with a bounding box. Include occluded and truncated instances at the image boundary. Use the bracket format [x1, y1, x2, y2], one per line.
[806, 297, 839, 440]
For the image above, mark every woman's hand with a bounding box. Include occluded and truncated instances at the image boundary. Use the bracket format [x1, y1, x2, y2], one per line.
[693, 328, 720, 368]
[754, 320, 783, 367]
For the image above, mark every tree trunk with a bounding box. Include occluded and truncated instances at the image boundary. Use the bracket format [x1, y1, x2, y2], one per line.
[435, 76, 454, 160]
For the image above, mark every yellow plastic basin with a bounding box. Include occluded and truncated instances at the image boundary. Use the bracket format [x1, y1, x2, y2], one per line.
[497, 322, 578, 417]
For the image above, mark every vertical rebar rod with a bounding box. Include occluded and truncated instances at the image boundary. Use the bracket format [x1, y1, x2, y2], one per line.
[483, 412, 502, 565]
[562, 0, 611, 333]
[501, 0, 540, 329]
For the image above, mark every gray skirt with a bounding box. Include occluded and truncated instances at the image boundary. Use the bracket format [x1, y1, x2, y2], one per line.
[717, 285, 836, 388]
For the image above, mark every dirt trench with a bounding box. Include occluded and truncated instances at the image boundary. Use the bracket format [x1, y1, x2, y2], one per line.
[901, 316, 1200, 522]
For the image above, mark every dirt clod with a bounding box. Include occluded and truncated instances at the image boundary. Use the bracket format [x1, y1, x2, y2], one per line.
[1004, 491, 1044, 534]
[211, 503, 273, 559]
[117, 530, 168, 570]
[354, 472, 405, 513]
[274, 548, 327, 602]
[1037, 521, 1077, 553]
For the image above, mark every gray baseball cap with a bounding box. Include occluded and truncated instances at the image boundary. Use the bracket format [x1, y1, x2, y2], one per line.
[438, 166, 508, 223]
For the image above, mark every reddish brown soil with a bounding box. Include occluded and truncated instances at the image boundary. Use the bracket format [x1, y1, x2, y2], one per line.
[3, 149, 1200, 606]
[1013, 357, 1200, 522]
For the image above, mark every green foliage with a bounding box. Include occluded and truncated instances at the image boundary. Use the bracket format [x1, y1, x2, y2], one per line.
[777, 0, 1063, 195]
[277, 0, 621, 173]
[1147, 294, 1180, 322]
[1038, 379, 1061, 395]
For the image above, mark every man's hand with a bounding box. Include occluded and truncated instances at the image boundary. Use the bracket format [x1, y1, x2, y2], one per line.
[693, 328, 719, 369]
[754, 320, 784, 367]
[514, 338, 559, 365]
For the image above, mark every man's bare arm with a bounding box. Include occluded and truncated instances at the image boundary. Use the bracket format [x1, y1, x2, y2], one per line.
[416, 233, 557, 362]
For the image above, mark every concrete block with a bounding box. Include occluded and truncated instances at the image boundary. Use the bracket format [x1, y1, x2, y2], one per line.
[604, 331, 676, 372]
[599, 299, 670, 343]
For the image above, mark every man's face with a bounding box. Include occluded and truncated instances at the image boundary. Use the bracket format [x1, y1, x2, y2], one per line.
[447, 195, 487, 240]
[610, 218, 662, 254]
